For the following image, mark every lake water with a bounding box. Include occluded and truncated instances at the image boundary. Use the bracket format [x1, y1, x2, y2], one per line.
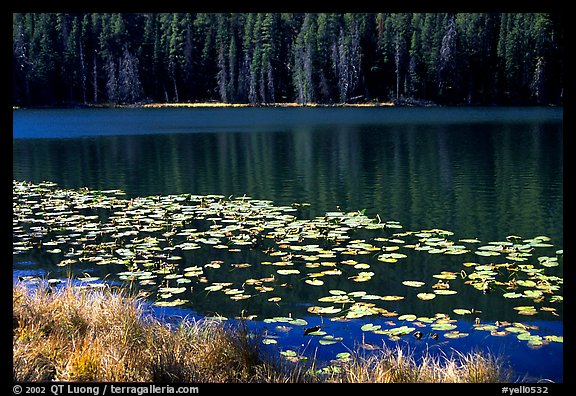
[13, 107, 563, 382]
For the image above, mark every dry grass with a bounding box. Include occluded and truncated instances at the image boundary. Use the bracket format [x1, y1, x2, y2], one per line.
[324, 346, 512, 383]
[13, 282, 513, 383]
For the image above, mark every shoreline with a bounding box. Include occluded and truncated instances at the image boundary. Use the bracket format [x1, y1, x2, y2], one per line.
[13, 99, 563, 111]
[13, 101, 399, 110]
[141, 101, 398, 108]
[13, 281, 518, 383]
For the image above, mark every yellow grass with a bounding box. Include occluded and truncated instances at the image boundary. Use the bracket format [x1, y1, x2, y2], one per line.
[13, 282, 515, 383]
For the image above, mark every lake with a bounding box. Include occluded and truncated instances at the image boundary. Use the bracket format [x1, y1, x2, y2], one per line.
[13, 106, 563, 382]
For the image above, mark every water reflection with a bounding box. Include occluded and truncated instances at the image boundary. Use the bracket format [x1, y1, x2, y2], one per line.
[14, 120, 563, 245]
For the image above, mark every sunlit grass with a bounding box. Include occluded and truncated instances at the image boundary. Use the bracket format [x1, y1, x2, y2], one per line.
[324, 346, 512, 383]
[141, 101, 395, 108]
[13, 282, 515, 383]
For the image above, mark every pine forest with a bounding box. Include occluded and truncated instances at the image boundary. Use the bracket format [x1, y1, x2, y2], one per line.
[12, 13, 564, 107]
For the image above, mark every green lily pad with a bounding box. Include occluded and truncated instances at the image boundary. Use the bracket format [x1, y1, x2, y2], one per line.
[360, 294, 382, 300]
[433, 272, 458, 280]
[380, 295, 405, 301]
[544, 335, 563, 343]
[398, 314, 417, 321]
[503, 292, 524, 299]
[523, 289, 543, 299]
[453, 309, 472, 315]
[475, 250, 500, 257]
[319, 335, 343, 345]
[388, 325, 416, 336]
[474, 324, 498, 331]
[318, 295, 353, 303]
[153, 299, 188, 307]
[417, 293, 436, 300]
[335, 352, 352, 361]
[308, 306, 342, 315]
[289, 318, 308, 326]
[280, 350, 297, 357]
[277, 269, 300, 275]
[361, 323, 381, 332]
[431, 322, 457, 331]
[444, 331, 469, 339]
[402, 280, 425, 288]
[434, 289, 457, 295]
[459, 238, 481, 243]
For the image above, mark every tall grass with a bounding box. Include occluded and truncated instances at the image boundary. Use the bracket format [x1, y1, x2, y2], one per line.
[13, 282, 514, 383]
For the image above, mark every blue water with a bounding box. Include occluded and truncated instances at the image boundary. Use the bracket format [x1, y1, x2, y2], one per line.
[13, 107, 563, 382]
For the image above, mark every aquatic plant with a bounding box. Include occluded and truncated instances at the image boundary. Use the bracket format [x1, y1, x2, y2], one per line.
[13, 180, 563, 362]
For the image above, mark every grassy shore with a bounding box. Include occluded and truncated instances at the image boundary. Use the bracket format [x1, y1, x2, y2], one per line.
[142, 101, 396, 108]
[13, 282, 513, 383]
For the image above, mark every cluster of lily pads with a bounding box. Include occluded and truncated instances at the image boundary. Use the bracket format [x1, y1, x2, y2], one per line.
[13, 180, 563, 357]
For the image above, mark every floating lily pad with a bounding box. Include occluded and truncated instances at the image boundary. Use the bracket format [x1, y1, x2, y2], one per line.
[431, 322, 458, 331]
[544, 335, 563, 343]
[380, 295, 405, 301]
[153, 299, 188, 307]
[387, 325, 416, 336]
[523, 289, 543, 299]
[444, 331, 469, 339]
[335, 352, 351, 361]
[360, 323, 381, 332]
[277, 269, 300, 275]
[319, 335, 343, 345]
[513, 306, 538, 315]
[503, 292, 524, 299]
[402, 280, 425, 288]
[417, 293, 436, 300]
[307, 306, 342, 315]
[305, 278, 324, 286]
[280, 349, 297, 357]
[434, 289, 457, 295]
[433, 272, 458, 280]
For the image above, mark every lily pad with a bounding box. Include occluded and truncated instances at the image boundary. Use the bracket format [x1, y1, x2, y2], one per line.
[380, 295, 405, 301]
[360, 323, 381, 332]
[417, 293, 436, 300]
[319, 335, 343, 345]
[544, 335, 563, 343]
[402, 280, 425, 288]
[503, 292, 524, 299]
[434, 289, 457, 295]
[335, 352, 352, 361]
[444, 331, 469, 339]
[431, 322, 457, 331]
[153, 299, 188, 307]
[307, 306, 342, 315]
[277, 269, 300, 275]
[305, 278, 324, 286]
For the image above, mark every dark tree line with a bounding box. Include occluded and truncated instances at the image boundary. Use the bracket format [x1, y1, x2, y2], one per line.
[13, 13, 563, 107]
